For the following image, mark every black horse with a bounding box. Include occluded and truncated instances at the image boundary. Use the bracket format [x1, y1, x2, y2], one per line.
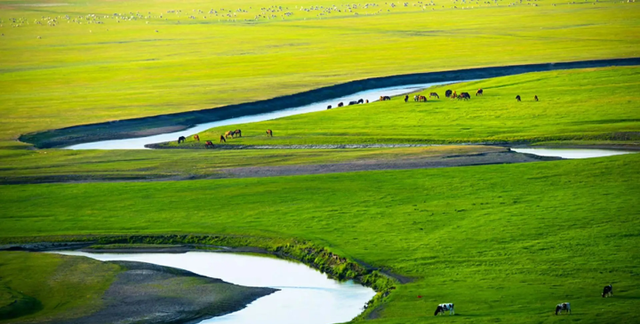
[357, 98, 364, 104]
[516, 95, 521, 102]
[327, 105, 332, 109]
[178, 136, 186, 144]
[445, 89, 453, 98]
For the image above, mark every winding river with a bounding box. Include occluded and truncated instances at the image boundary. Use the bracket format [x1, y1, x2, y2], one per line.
[56, 251, 376, 324]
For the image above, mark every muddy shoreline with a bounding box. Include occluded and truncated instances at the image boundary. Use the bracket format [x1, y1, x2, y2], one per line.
[19, 57, 640, 149]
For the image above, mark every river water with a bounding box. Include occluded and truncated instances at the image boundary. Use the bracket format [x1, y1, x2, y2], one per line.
[66, 81, 462, 150]
[55, 251, 376, 324]
[510, 148, 635, 159]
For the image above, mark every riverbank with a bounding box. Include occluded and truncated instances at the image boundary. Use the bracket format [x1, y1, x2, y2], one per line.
[18, 58, 640, 149]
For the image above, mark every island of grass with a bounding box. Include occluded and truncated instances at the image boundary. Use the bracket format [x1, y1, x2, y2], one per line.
[0, 252, 276, 324]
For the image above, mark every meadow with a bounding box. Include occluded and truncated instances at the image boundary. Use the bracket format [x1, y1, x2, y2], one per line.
[1, 154, 639, 323]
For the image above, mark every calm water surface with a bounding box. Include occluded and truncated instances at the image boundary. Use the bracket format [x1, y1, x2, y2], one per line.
[510, 148, 635, 159]
[56, 251, 376, 324]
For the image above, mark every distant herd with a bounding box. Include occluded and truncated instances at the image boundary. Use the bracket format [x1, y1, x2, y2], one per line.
[177, 87, 541, 147]
[430, 284, 613, 317]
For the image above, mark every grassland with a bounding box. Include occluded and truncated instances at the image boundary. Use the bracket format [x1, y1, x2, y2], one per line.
[1, 0, 640, 145]
[1, 154, 639, 323]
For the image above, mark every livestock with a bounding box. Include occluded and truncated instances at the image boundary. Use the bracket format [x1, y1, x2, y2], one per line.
[357, 98, 364, 104]
[380, 96, 391, 101]
[193, 134, 200, 142]
[349, 100, 359, 105]
[205, 140, 214, 148]
[445, 89, 453, 98]
[327, 105, 332, 109]
[418, 95, 427, 102]
[555, 302, 571, 315]
[459, 92, 471, 100]
[266, 129, 273, 137]
[219, 135, 226, 143]
[234, 129, 242, 137]
[450, 91, 457, 99]
[404, 95, 409, 102]
[516, 95, 521, 101]
[602, 284, 613, 298]
[476, 88, 483, 96]
[434, 303, 454, 315]
[337, 102, 344, 107]
[535, 95, 539, 101]
[414, 95, 419, 102]
[224, 130, 234, 139]
[429, 92, 439, 99]
[177, 136, 186, 144]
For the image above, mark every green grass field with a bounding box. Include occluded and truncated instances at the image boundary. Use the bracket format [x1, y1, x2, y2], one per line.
[1, 154, 639, 323]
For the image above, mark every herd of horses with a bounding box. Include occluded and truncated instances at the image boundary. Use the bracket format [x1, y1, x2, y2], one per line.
[177, 128, 274, 148]
[432, 285, 613, 317]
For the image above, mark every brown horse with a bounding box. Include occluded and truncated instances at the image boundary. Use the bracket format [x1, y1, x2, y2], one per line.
[224, 130, 234, 139]
[266, 129, 273, 137]
[450, 91, 457, 99]
[219, 135, 226, 143]
[234, 129, 242, 137]
[476, 89, 483, 96]
[205, 140, 214, 148]
[380, 96, 391, 101]
[429, 92, 439, 99]
[418, 95, 427, 102]
[193, 134, 200, 142]
[459, 92, 470, 100]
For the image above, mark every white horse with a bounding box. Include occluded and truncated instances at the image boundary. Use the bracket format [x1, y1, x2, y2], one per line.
[555, 302, 571, 315]
[434, 303, 454, 315]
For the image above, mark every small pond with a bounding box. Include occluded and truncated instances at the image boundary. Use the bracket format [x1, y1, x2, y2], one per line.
[56, 251, 376, 324]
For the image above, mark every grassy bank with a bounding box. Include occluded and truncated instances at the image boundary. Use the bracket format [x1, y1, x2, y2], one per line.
[1, 0, 640, 144]
[1, 154, 639, 322]
[185, 66, 640, 146]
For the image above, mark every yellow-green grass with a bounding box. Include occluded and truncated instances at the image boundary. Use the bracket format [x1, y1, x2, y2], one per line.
[0, 251, 119, 323]
[1, 0, 640, 145]
[1, 154, 639, 323]
[0, 145, 504, 183]
[185, 66, 640, 146]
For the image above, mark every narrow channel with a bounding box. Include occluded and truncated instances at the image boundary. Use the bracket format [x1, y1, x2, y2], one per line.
[55, 251, 376, 324]
[66, 81, 465, 150]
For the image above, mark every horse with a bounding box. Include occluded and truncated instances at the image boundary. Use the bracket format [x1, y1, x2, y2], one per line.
[602, 284, 613, 298]
[534, 95, 539, 101]
[380, 96, 391, 101]
[476, 88, 483, 96]
[349, 100, 359, 105]
[451, 91, 457, 99]
[414, 95, 419, 102]
[234, 129, 242, 137]
[434, 303, 454, 316]
[178, 136, 186, 144]
[555, 302, 571, 315]
[193, 134, 200, 142]
[445, 89, 453, 98]
[337, 102, 344, 107]
[404, 95, 409, 102]
[418, 95, 427, 102]
[266, 129, 273, 137]
[327, 105, 332, 109]
[459, 92, 471, 100]
[205, 140, 214, 148]
[219, 135, 226, 143]
[429, 92, 439, 99]
[516, 95, 521, 102]
[224, 130, 234, 139]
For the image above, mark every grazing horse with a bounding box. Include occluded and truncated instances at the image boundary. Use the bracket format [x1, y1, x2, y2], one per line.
[602, 284, 613, 298]
[450, 91, 457, 99]
[205, 140, 214, 148]
[555, 303, 571, 315]
[445, 89, 453, 98]
[380, 96, 391, 101]
[476, 88, 483, 96]
[459, 92, 471, 100]
[516, 95, 521, 102]
[418, 95, 427, 102]
[414, 95, 419, 102]
[193, 134, 200, 142]
[349, 100, 359, 105]
[266, 129, 273, 137]
[434, 303, 454, 316]
[224, 130, 234, 139]
[327, 105, 332, 109]
[534, 95, 539, 101]
[219, 135, 226, 143]
[429, 92, 439, 99]
[337, 102, 344, 107]
[357, 98, 364, 104]
[404, 95, 409, 102]
[178, 136, 186, 144]
[234, 129, 242, 137]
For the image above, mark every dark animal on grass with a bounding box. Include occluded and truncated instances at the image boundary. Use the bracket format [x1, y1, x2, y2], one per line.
[266, 129, 273, 137]
[516, 95, 521, 102]
[555, 302, 571, 315]
[418, 95, 427, 102]
[178, 136, 186, 144]
[459, 92, 471, 100]
[234, 129, 242, 137]
[219, 135, 226, 143]
[414, 95, 419, 102]
[205, 140, 214, 148]
[450, 91, 457, 99]
[380, 96, 391, 101]
[404, 95, 409, 102]
[193, 134, 200, 142]
[434, 303, 454, 315]
[224, 130, 234, 139]
[349, 100, 359, 105]
[327, 105, 332, 109]
[445, 89, 453, 98]
[357, 98, 364, 104]
[476, 88, 483, 96]
[602, 284, 613, 298]
[338, 102, 344, 107]
[429, 92, 439, 99]
[535, 95, 539, 101]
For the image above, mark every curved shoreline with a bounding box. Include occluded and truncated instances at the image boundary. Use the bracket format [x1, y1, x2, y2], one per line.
[19, 57, 640, 149]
